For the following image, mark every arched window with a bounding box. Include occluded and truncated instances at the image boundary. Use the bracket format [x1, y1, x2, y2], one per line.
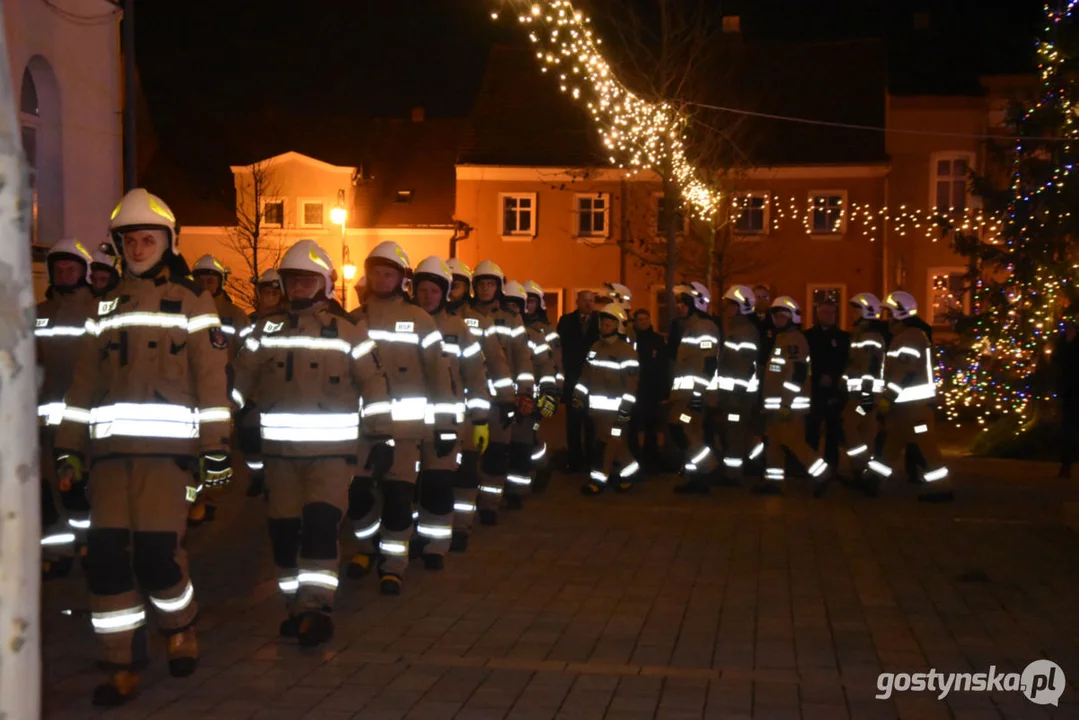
[20, 67, 39, 244]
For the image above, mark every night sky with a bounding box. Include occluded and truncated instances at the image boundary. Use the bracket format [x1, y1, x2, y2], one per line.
[135, 0, 1045, 148]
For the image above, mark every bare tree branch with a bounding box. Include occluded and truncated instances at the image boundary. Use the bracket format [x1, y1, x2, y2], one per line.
[221, 160, 286, 309]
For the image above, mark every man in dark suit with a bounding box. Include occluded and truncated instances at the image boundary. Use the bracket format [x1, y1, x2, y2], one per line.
[629, 309, 667, 473]
[805, 300, 851, 470]
[557, 290, 600, 471]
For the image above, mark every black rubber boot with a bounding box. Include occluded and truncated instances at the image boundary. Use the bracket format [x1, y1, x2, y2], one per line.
[505, 494, 523, 510]
[450, 531, 469, 552]
[279, 615, 302, 638]
[347, 553, 374, 579]
[478, 509, 498, 526]
[91, 671, 140, 707]
[297, 612, 334, 647]
[422, 554, 444, 571]
[380, 574, 403, 596]
[166, 628, 199, 678]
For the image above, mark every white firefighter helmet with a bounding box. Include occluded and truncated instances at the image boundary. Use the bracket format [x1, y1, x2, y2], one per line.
[257, 268, 282, 289]
[91, 247, 118, 270]
[413, 256, 453, 297]
[446, 257, 473, 283]
[673, 281, 710, 313]
[472, 259, 505, 290]
[850, 292, 882, 320]
[109, 188, 179, 253]
[723, 284, 756, 315]
[503, 279, 527, 303]
[192, 254, 228, 278]
[47, 238, 94, 284]
[598, 301, 628, 324]
[365, 240, 411, 292]
[523, 280, 545, 309]
[605, 282, 632, 306]
[883, 291, 918, 320]
[770, 296, 802, 324]
[279, 239, 336, 299]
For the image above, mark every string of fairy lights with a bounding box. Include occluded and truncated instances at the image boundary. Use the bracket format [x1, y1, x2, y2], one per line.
[939, 0, 1079, 429]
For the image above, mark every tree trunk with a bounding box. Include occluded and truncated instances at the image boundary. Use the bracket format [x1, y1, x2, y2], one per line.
[664, 179, 678, 327]
[0, 7, 43, 716]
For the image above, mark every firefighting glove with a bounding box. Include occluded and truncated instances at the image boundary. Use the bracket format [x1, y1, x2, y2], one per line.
[472, 421, 490, 454]
[571, 395, 585, 411]
[434, 431, 457, 458]
[200, 452, 233, 488]
[689, 392, 704, 412]
[365, 438, 394, 477]
[537, 394, 558, 419]
[54, 452, 83, 492]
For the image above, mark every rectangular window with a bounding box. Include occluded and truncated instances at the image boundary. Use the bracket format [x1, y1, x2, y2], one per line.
[928, 267, 969, 326]
[733, 193, 767, 235]
[576, 193, 608, 236]
[933, 154, 971, 212]
[262, 199, 285, 228]
[500, 193, 537, 237]
[810, 192, 845, 235]
[543, 290, 562, 318]
[396, 190, 413, 204]
[807, 284, 846, 327]
[655, 195, 685, 235]
[301, 201, 324, 228]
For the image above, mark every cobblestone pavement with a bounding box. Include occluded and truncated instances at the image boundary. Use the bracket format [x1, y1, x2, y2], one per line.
[42, 442, 1079, 719]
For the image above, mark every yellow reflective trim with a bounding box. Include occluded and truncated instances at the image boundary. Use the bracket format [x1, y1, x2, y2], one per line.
[148, 196, 175, 223]
[308, 247, 330, 270]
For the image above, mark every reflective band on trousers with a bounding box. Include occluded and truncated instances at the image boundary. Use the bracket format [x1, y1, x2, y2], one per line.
[92, 606, 147, 634]
[354, 520, 380, 539]
[749, 442, 764, 459]
[149, 581, 194, 614]
[417, 524, 453, 539]
[41, 532, 76, 546]
[379, 539, 408, 555]
[478, 485, 502, 495]
[620, 461, 639, 477]
[454, 502, 476, 512]
[298, 570, 339, 589]
[84, 403, 201, 440]
[507, 474, 531, 485]
[531, 442, 547, 461]
[924, 467, 949, 482]
[260, 412, 360, 442]
[278, 576, 299, 593]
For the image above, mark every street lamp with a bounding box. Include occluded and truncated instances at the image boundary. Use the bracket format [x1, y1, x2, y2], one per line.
[331, 189, 354, 308]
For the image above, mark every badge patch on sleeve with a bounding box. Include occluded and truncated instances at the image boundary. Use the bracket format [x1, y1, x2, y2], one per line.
[209, 327, 228, 350]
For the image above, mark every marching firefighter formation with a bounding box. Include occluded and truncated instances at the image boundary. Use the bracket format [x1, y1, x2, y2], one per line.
[35, 188, 951, 707]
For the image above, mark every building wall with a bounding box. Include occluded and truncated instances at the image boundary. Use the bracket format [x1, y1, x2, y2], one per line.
[7, 0, 121, 246]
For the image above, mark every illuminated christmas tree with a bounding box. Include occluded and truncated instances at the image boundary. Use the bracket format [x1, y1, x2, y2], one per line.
[945, 1, 1079, 436]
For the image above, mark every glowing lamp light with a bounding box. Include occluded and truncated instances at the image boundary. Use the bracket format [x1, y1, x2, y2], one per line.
[330, 206, 347, 226]
[343, 263, 357, 281]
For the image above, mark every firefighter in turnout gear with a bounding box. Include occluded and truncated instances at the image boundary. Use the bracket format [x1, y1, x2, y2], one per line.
[863, 292, 953, 502]
[446, 258, 514, 549]
[757, 297, 831, 496]
[604, 282, 636, 342]
[715, 285, 761, 484]
[54, 189, 230, 706]
[238, 268, 285, 498]
[841, 293, 887, 480]
[502, 280, 558, 507]
[347, 241, 456, 596]
[470, 260, 533, 525]
[575, 302, 641, 494]
[412, 257, 490, 567]
[523, 279, 562, 491]
[187, 254, 249, 524]
[669, 282, 721, 494]
[231, 239, 390, 646]
[90, 245, 121, 296]
[37, 238, 97, 578]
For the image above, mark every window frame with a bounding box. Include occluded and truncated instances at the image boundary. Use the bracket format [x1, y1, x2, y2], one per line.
[926, 266, 971, 327]
[574, 192, 610, 238]
[653, 192, 687, 237]
[930, 151, 976, 213]
[808, 190, 848, 237]
[260, 197, 286, 229]
[499, 192, 538, 240]
[20, 69, 40, 245]
[298, 198, 325, 229]
[805, 283, 847, 328]
[732, 191, 769, 237]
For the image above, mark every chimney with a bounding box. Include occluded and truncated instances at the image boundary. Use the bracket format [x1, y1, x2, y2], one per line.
[410, 106, 425, 122]
[722, 15, 740, 33]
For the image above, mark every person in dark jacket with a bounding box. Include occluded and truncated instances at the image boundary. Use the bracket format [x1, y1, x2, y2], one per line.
[805, 301, 851, 469]
[557, 290, 600, 471]
[629, 309, 667, 473]
[1056, 317, 1079, 477]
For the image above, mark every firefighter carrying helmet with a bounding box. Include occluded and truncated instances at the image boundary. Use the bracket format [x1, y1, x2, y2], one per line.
[365, 240, 411, 292]
[279, 239, 336, 299]
[109, 188, 179, 253]
[850, 292, 882, 320]
[723, 285, 756, 315]
[47, 238, 94, 285]
[605, 282, 632, 306]
[192, 254, 228, 278]
[673, 281, 710, 313]
[413, 256, 453, 297]
[523, 280, 545, 309]
[883, 291, 918, 320]
[770, 296, 802, 324]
